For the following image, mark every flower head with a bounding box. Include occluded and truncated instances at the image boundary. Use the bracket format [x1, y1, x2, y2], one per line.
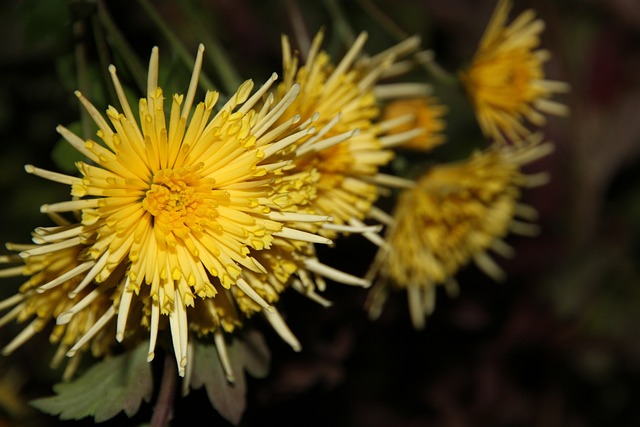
[16, 45, 337, 376]
[0, 219, 123, 380]
[274, 31, 428, 235]
[381, 97, 448, 151]
[366, 137, 553, 328]
[459, 0, 569, 143]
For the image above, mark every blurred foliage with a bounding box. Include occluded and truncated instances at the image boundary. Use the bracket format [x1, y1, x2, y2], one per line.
[0, 0, 639, 426]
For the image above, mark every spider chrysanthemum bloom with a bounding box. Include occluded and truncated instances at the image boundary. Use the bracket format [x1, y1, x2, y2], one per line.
[366, 137, 553, 328]
[381, 97, 448, 151]
[459, 0, 569, 143]
[0, 219, 125, 380]
[274, 31, 428, 239]
[19, 45, 338, 376]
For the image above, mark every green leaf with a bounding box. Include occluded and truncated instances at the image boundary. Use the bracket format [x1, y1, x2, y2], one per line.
[191, 340, 246, 425]
[239, 329, 270, 379]
[190, 330, 271, 425]
[30, 342, 153, 422]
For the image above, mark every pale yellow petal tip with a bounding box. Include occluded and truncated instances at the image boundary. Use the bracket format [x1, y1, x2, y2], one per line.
[57, 311, 73, 325]
[66, 349, 77, 358]
[147, 351, 155, 362]
[178, 357, 187, 377]
[116, 332, 124, 343]
[360, 279, 373, 289]
[74, 90, 82, 98]
[108, 64, 117, 75]
[408, 34, 422, 46]
[198, 43, 205, 53]
[24, 164, 35, 174]
[225, 373, 236, 383]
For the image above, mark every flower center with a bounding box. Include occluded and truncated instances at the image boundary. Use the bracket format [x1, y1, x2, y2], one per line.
[142, 166, 213, 235]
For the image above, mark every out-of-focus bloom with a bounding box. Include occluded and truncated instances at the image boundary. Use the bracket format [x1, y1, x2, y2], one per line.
[0, 217, 124, 380]
[274, 31, 428, 239]
[366, 137, 553, 328]
[3, 45, 339, 377]
[459, 0, 569, 143]
[381, 97, 448, 151]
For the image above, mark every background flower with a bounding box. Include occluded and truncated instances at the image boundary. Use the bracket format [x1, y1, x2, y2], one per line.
[458, 0, 569, 144]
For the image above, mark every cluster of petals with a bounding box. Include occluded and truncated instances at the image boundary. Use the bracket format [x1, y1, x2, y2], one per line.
[367, 138, 553, 328]
[0, 30, 428, 379]
[459, 0, 569, 143]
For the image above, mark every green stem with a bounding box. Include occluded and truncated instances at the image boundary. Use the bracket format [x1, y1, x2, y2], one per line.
[72, 19, 91, 139]
[355, 0, 409, 40]
[177, 0, 242, 94]
[417, 51, 460, 87]
[286, 0, 311, 61]
[136, 0, 217, 92]
[97, 0, 147, 92]
[91, 13, 119, 107]
[354, 0, 459, 87]
[323, 0, 356, 47]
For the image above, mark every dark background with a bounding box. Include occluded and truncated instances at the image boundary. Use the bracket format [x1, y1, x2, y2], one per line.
[1, 0, 640, 426]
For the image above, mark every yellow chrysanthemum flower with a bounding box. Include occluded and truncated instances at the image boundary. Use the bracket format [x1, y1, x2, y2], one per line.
[366, 137, 553, 328]
[0, 218, 126, 380]
[274, 31, 428, 240]
[381, 97, 448, 151]
[13, 45, 342, 377]
[459, 0, 569, 143]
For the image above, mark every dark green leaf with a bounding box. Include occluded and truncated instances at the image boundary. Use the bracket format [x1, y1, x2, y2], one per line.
[239, 330, 270, 379]
[191, 340, 246, 425]
[30, 342, 153, 422]
[190, 330, 271, 425]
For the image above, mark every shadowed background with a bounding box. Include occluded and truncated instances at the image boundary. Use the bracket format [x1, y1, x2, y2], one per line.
[1, 0, 640, 426]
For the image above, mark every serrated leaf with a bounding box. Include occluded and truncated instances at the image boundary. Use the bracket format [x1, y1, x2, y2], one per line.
[31, 342, 153, 422]
[190, 330, 271, 425]
[191, 340, 247, 425]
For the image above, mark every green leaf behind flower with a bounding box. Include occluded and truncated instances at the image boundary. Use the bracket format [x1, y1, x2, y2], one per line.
[30, 342, 153, 422]
[190, 330, 270, 425]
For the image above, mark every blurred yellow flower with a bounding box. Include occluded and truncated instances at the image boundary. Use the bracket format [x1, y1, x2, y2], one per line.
[381, 97, 448, 151]
[366, 137, 553, 328]
[459, 0, 569, 143]
[12, 45, 336, 377]
[0, 222, 121, 380]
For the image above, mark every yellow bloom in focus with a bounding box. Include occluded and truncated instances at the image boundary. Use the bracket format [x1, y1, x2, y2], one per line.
[20, 45, 336, 377]
[381, 97, 448, 151]
[274, 31, 428, 236]
[459, 0, 569, 143]
[366, 137, 553, 328]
